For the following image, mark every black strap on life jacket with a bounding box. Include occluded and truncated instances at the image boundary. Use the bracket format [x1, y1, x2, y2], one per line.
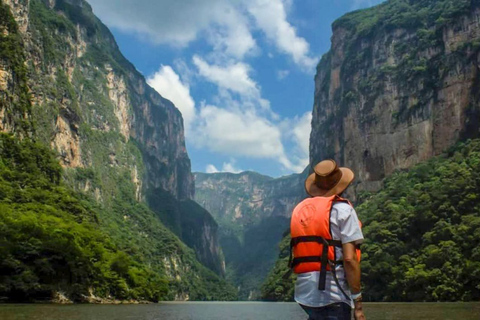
[288, 236, 344, 291]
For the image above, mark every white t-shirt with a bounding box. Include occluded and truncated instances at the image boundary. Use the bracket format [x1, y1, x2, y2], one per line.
[294, 201, 364, 308]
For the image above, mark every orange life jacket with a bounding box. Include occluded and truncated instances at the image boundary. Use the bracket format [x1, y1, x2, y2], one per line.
[289, 195, 361, 291]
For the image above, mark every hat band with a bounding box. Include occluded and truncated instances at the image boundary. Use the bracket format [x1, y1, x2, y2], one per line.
[315, 169, 342, 190]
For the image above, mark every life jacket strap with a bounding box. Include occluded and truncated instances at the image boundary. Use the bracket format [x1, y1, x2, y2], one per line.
[290, 236, 342, 247]
[290, 256, 344, 267]
[288, 236, 343, 268]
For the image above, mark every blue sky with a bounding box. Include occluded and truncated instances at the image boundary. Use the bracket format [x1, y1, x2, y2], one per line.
[88, 0, 385, 177]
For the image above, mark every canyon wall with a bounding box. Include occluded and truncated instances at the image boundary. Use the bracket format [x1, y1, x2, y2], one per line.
[310, 0, 480, 197]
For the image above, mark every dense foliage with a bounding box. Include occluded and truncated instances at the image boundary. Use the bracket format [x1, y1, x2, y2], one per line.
[222, 216, 290, 300]
[0, 134, 168, 302]
[359, 139, 480, 301]
[261, 140, 480, 302]
[333, 0, 471, 36]
[0, 0, 32, 132]
[260, 235, 296, 301]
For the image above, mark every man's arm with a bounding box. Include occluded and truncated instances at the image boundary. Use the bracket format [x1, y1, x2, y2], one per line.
[342, 242, 361, 293]
[343, 242, 365, 320]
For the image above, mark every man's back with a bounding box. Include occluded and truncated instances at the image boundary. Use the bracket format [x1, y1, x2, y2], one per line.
[294, 201, 363, 308]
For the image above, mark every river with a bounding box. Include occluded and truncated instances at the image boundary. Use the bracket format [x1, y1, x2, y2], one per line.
[1, 302, 479, 319]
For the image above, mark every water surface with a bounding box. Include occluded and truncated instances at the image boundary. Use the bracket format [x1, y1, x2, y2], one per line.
[1, 302, 479, 320]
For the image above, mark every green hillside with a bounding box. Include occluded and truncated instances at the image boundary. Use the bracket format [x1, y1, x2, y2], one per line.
[0, 134, 167, 302]
[0, 133, 236, 302]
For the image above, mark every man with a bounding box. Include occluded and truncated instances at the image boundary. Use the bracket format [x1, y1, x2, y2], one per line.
[289, 159, 366, 320]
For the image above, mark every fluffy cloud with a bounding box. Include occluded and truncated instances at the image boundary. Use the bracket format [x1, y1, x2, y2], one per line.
[193, 58, 275, 117]
[193, 56, 259, 97]
[292, 112, 312, 157]
[89, 0, 315, 173]
[193, 105, 283, 158]
[206, 160, 243, 173]
[146, 66, 195, 134]
[88, 0, 256, 59]
[192, 105, 304, 172]
[247, 0, 317, 70]
[89, 0, 315, 68]
[205, 164, 219, 173]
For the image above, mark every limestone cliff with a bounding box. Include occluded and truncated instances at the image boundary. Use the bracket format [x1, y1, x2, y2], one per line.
[310, 0, 480, 197]
[3, 0, 193, 199]
[194, 171, 308, 299]
[0, 0, 227, 297]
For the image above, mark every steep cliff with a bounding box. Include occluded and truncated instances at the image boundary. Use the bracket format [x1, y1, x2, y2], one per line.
[0, 0, 230, 300]
[194, 171, 308, 299]
[310, 0, 480, 197]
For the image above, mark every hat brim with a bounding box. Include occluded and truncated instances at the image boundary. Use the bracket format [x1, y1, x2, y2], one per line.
[305, 167, 354, 197]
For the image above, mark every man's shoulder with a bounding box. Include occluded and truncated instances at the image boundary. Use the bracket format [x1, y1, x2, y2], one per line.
[332, 201, 353, 211]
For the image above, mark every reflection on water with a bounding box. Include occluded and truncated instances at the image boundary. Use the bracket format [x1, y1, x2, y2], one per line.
[0, 302, 479, 320]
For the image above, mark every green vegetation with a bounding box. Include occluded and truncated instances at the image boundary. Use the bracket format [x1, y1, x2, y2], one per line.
[259, 233, 295, 302]
[358, 139, 480, 301]
[0, 132, 237, 302]
[0, 0, 32, 133]
[222, 216, 289, 300]
[0, 134, 168, 302]
[333, 0, 470, 36]
[261, 139, 480, 302]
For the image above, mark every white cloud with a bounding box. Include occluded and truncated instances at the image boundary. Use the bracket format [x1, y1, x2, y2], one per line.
[193, 56, 259, 97]
[206, 164, 219, 173]
[222, 161, 242, 173]
[88, 0, 256, 59]
[89, 0, 317, 69]
[192, 58, 277, 118]
[205, 161, 243, 174]
[193, 105, 282, 158]
[147, 65, 195, 134]
[191, 104, 304, 172]
[247, 0, 317, 70]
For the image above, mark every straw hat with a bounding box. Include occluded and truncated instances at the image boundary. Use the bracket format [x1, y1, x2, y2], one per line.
[305, 159, 355, 197]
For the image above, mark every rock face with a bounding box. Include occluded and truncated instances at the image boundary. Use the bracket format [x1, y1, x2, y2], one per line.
[194, 171, 308, 299]
[310, 0, 480, 198]
[1, 0, 223, 284]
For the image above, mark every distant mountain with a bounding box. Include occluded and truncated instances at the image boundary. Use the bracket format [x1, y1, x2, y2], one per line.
[194, 170, 308, 300]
